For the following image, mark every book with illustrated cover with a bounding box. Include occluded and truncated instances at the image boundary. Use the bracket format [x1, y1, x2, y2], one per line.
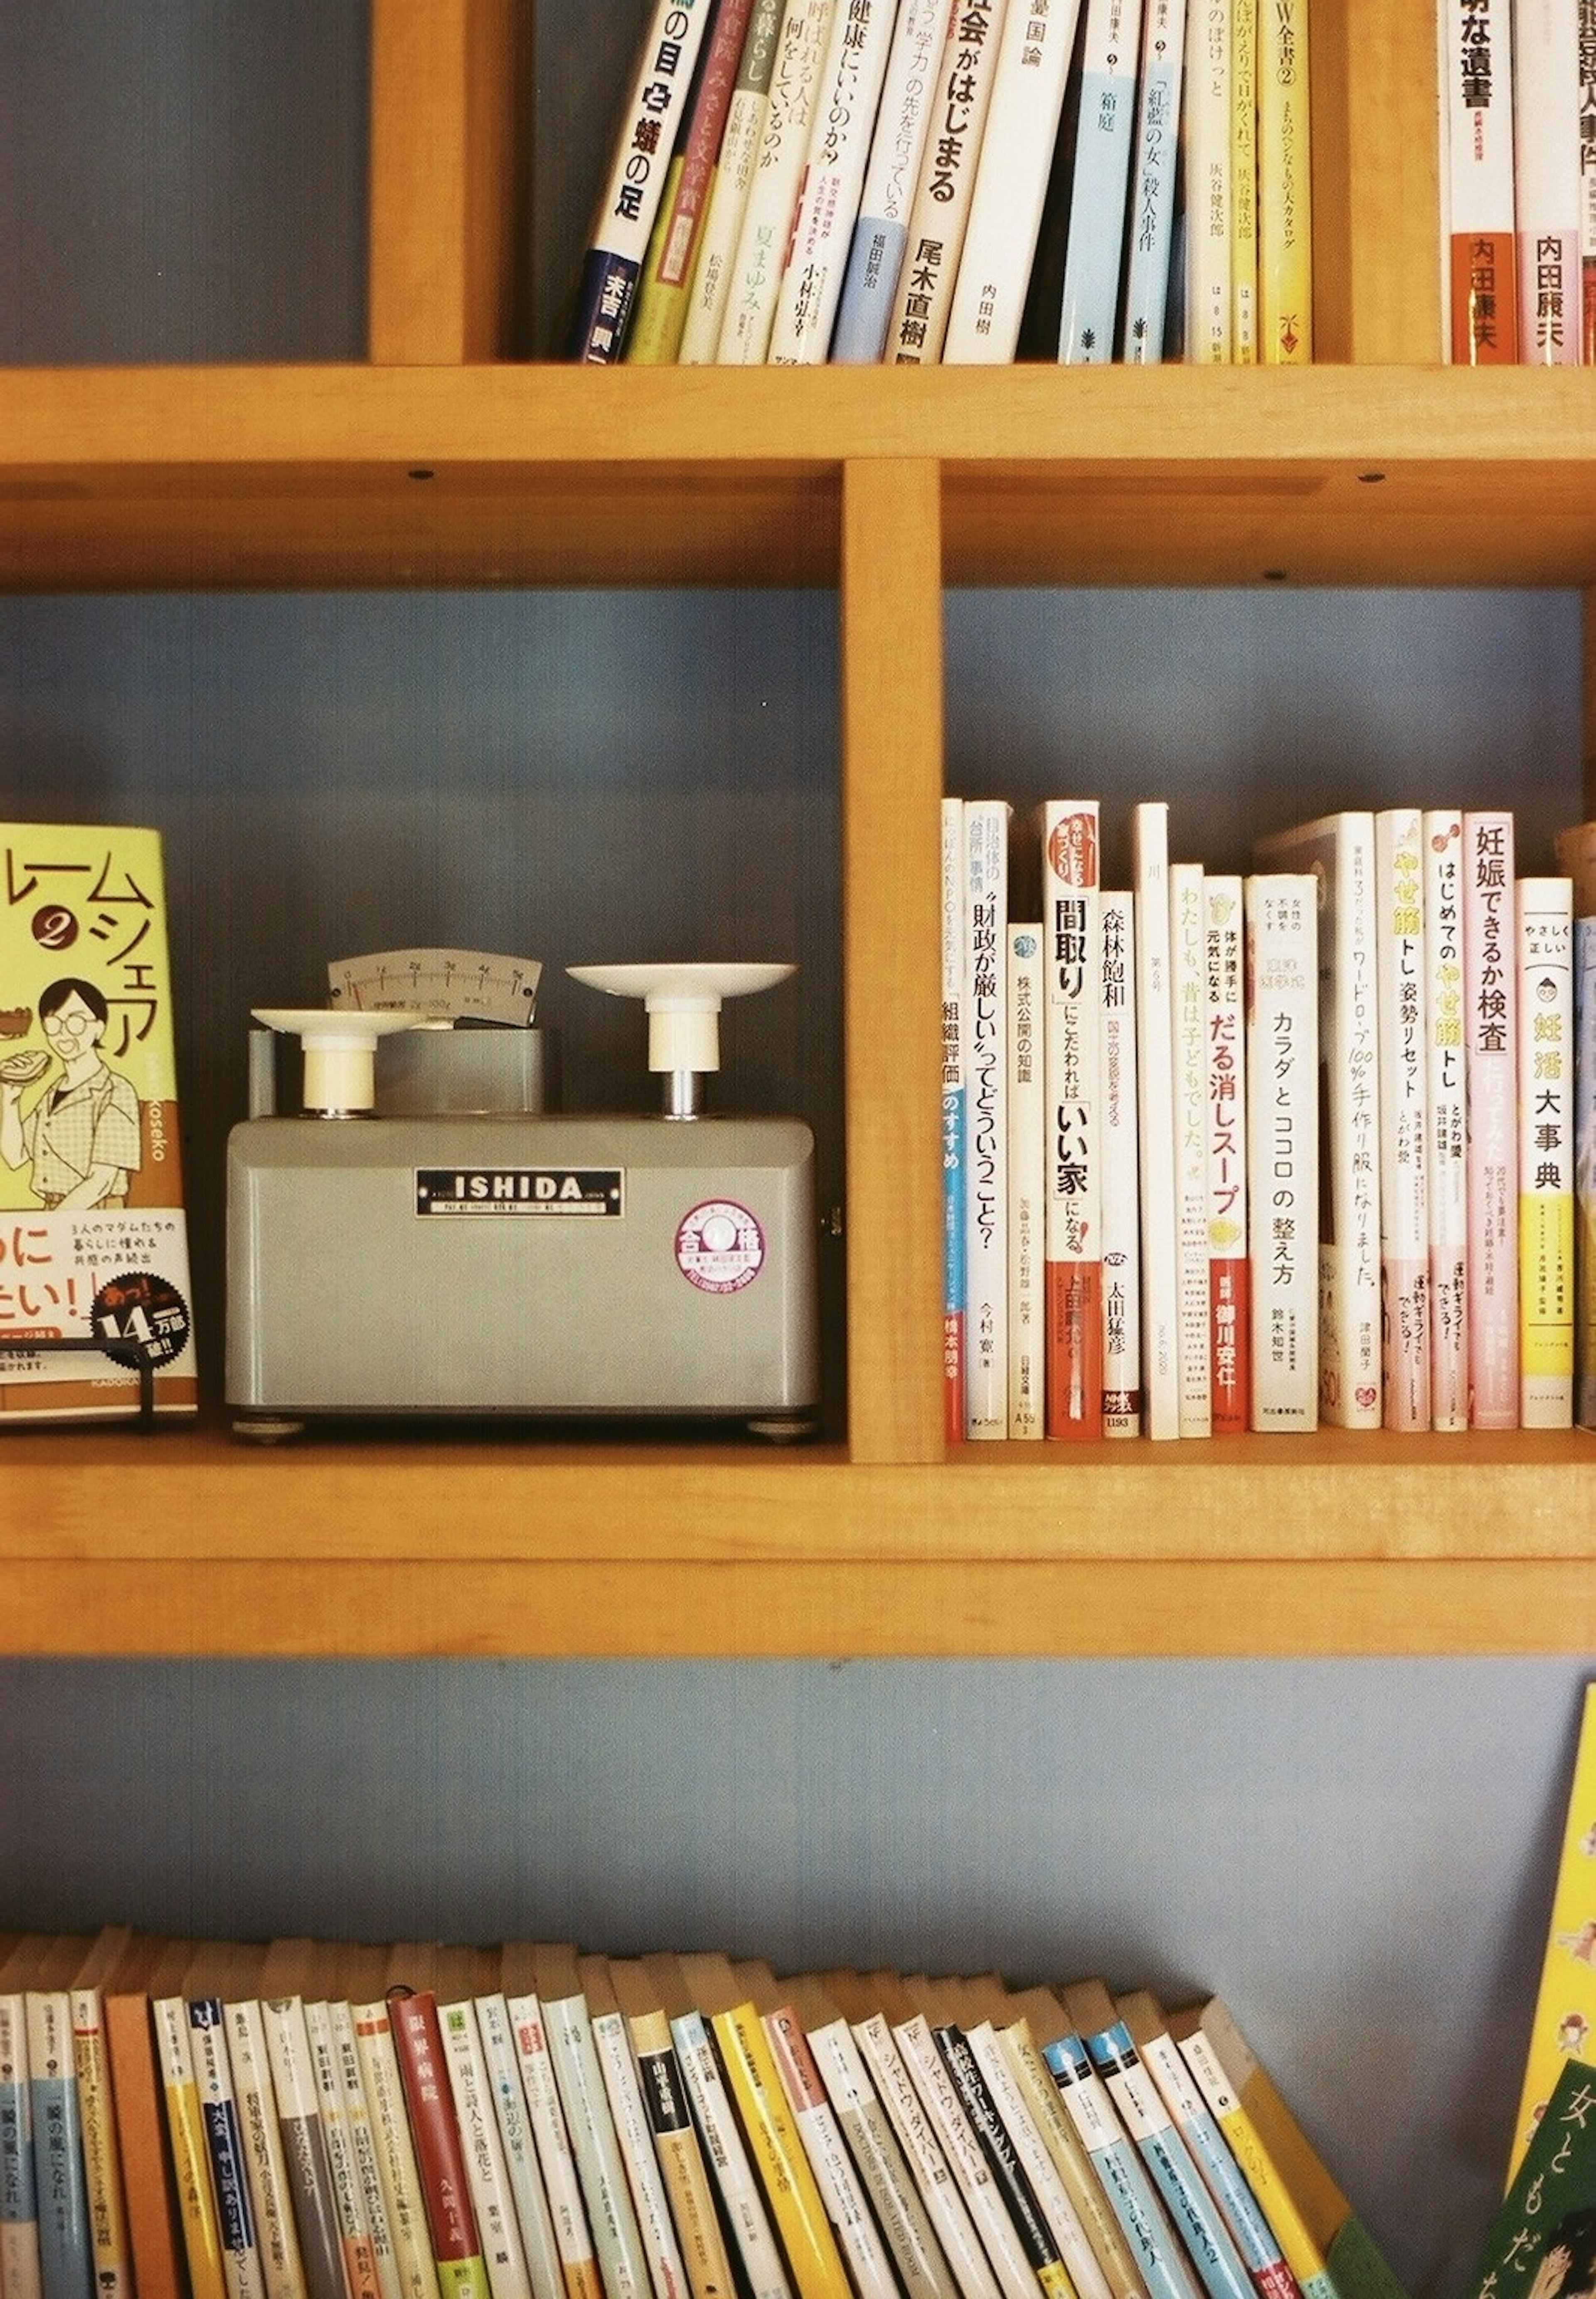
[1442, 0, 1519, 360]
[0, 822, 196, 1420]
[1517, 876, 1576, 1426]
[1509, 1685, 1596, 2182]
[1464, 811, 1520, 1425]
[1205, 876, 1250, 1436]
[1423, 811, 1468, 1429]
[1465, 2057, 1596, 2299]
[1244, 874, 1319, 1431]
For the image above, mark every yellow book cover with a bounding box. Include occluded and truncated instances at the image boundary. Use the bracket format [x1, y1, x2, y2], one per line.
[1510, 1685, 1596, 2180]
[1256, 0, 1311, 362]
[1516, 879, 1576, 1427]
[152, 1996, 229, 2299]
[0, 822, 196, 1418]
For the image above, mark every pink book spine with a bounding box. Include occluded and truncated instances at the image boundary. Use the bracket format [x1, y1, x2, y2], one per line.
[1463, 810, 1519, 1425]
[1042, 801, 1103, 1439]
[1424, 811, 1469, 1429]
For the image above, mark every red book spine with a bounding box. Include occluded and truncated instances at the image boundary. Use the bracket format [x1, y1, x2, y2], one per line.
[387, 1991, 485, 2289]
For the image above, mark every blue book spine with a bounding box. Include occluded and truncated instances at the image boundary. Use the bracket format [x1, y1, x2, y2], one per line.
[569, 249, 647, 365]
[831, 219, 910, 363]
[27, 1997, 93, 2299]
[1058, 0, 1143, 362]
[1120, 3, 1186, 361]
[188, 1999, 257, 2271]
[1085, 2022, 1254, 2299]
[1042, 2031, 1203, 2299]
[1576, 911, 1596, 1427]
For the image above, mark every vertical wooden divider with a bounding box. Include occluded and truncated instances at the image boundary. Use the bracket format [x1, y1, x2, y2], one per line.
[841, 460, 948, 1465]
[1309, 0, 1442, 364]
[369, 0, 530, 363]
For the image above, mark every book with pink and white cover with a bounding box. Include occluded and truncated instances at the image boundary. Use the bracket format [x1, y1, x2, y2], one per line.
[1007, 922, 1045, 1439]
[1374, 808, 1431, 1430]
[1245, 874, 1319, 1431]
[1170, 860, 1212, 1436]
[1040, 802, 1103, 1439]
[1516, 876, 1576, 1426]
[963, 798, 1010, 1438]
[1463, 810, 1519, 1425]
[1512, 0, 1582, 362]
[1205, 875, 1249, 1435]
[1132, 803, 1179, 1437]
[1100, 892, 1142, 1438]
[1423, 810, 1469, 1429]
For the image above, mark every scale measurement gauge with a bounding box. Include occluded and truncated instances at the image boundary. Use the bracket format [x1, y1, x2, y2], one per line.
[328, 946, 541, 1026]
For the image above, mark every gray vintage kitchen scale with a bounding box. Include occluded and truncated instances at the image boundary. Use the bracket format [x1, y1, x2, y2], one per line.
[225, 948, 820, 1439]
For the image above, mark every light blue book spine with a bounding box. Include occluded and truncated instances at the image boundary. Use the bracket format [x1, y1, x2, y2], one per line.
[830, 0, 953, 361]
[1059, 0, 1143, 360]
[1137, 2032, 1301, 2299]
[832, 220, 912, 362]
[1120, 0, 1187, 360]
[1041, 2032, 1202, 2299]
[1085, 2021, 1253, 2299]
[0, 1994, 42, 2299]
[27, 1996, 93, 2299]
[1575, 911, 1596, 1427]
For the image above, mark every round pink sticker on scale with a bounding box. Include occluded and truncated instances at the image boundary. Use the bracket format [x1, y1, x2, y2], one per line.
[675, 1200, 765, 1294]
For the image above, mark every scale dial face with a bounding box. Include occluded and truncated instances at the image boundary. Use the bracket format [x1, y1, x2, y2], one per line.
[329, 947, 542, 1027]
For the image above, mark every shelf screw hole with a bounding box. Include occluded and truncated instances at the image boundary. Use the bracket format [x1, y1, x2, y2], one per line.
[408, 467, 436, 481]
[1262, 569, 1288, 583]
[1357, 471, 1387, 484]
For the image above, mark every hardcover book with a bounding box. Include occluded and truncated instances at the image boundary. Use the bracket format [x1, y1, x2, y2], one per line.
[1244, 873, 1319, 1430]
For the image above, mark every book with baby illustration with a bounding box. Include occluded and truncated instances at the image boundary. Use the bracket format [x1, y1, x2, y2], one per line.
[0, 822, 196, 1419]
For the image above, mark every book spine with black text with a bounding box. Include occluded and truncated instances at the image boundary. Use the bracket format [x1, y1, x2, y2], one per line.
[1244, 874, 1319, 1430]
[259, 1999, 348, 2299]
[963, 798, 1011, 1436]
[667, 2005, 791, 2299]
[328, 2000, 403, 2299]
[1583, 0, 1596, 356]
[705, 1996, 851, 2299]
[27, 1990, 95, 2299]
[186, 1996, 266, 2299]
[1168, 2022, 1335, 2299]
[1463, 810, 1520, 1424]
[153, 1996, 228, 2299]
[1059, 0, 1144, 361]
[617, 2002, 735, 2299]
[1229, 0, 1258, 357]
[1170, 860, 1213, 1435]
[831, 0, 956, 360]
[1101, 892, 1143, 1437]
[1205, 875, 1250, 1434]
[1121, 0, 1189, 360]
[69, 1986, 131, 2299]
[992, 2011, 1147, 2299]
[1, 1989, 43, 2299]
[958, 2022, 1111, 2299]
[1442, 0, 1519, 359]
[1423, 810, 1469, 1428]
[678, 0, 789, 362]
[1133, 803, 1180, 1435]
[1040, 2027, 1201, 2299]
[387, 1992, 492, 2299]
[349, 2001, 434, 2299]
[1516, 875, 1576, 1424]
[541, 1986, 652, 2299]
[629, 0, 761, 365]
[473, 1993, 566, 2299]
[767, 0, 901, 362]
[440, 1999, 537, 2299]
[1256, 0, 1311, 360]
[884, 0, 1009, 363]
[568, 0, 719, 360]
[505, 1995, 603, 2299]
[584, 1975, 688, 2299]
[763, 2005, 899, 2299]
[1569, 829, 1596, 1424]
[941, 798, 968, 1441]
[1512, 0, 1582, 362]
[1185, 0, 1233, 362]
[1007, 923, 1046, 1438]
[301, 2000, 381, 2299]
[802, 2012, 960, 2299]
[1041, 801, 1103, 1438]
[1374, 808, 1431, 1429]
[850, 2014, 1000, 2299]
[718, 0, 838, 361]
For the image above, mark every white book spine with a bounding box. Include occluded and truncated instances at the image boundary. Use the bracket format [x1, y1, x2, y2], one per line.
[1517, 875, 1576, 1425]
[1041, 801, 1104, 1439]
[1424, 811, 1469, 1428]
[850, 2018, 1000, 2299]
[506, 1996, 602, 2298]
[1205, 875, 1250, 1436]
[544, 1997, 651, 2299]
[1230, 0, 1258, 358]
[1101, 892, 1142, 1437]
[961, 2028, 1111, 2299]
[762, 2011, 898, 2299]
[942, 798, 969, 1441]
[1170, 860, 1213, 1434]
[718, 0, 839, 362]
[1245, 873, 1319, 1430]
[1513, 0, 1582, 362]
[225, 2002, 308, 2299]
[1059, 0, 1144, 361]
[831, 0, 956, 361]
[302, 2001, 378, 2299]
[767, 0, 901, 361]
[589, 2009, 688, 2299]
[890, 2020, 1034, 2299]
[1007, 923, 1046, 1437]
[1185, 0, 1233, 362]
[1443, 0, 1519, 360]
[473, 1998, 564, 2299]
[1133, 802, 1180, 1436]
[441, 2001, 535, 2299]
[1121, 0, 1189, 360]
[1374, 808, 1432, 1429]
[326, 2003, 401, 2299]
[669, 2011, 791, 2299]
[884, 0, 1011, 363]
[963, 798, 1010, 1436]
[350, 2005, 437, 2299]
[680, 0, 791, 362]
[1464, 811, 1520, 1424]
[1582, 0, 1596, 358]
[805, 2021, 959, 2299]
[943, 0, 1085, 360]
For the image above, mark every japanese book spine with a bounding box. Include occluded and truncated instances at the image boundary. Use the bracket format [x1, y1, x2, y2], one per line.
[505, 1994, 603, 2299]
[439, 2001, 537, 2299]
[68, 1986, 130, 2299]
[889, 2014, 1034, 2299]
[222, 2000, 306, 2299]
[941, 798, 968, 1442]
[1119, 2004, 1300, 2299]
[800, 2011, 960, 2299]
[924, 2026, 1073, 2299]
[1572, 848, 1596, 1425]
[1007, 923, 1046, 1438]
[1132, 803, 1180, 1437]
[26, 1991, 94, 2299]
[1253, 813, 1381, 1427]
[1516, 875, 1576, 1425]
[1039, 2029, 1202, 2299]
[1041, 802, 1104, 1439]
[1, 1988, 43, 2299]
[1229, 0, 1258, 359]
[1422, 810, 1468, 1429]
[584, 1983, 689, 2299]
[0, 821, 197, 1421]
[1100, 892, 1142, 1438]
[943, 0, 1086, 361]
[1121, 0, 1190, 360]
[679, 0, 790, 361]
[831, 0, 956, 360]
[1372, 808, 1431, 1430]
[351, 2000, 443, 2299]
[1463, 810, 1520, 1424]
[767, 0, 901, 361]
[152, 1996, 229, 2299]
[629, 0, 761, 364]
[1059, 0, 1144, 361]
[1443, 0, 1520, 360]
[1243, 873, 1319, 1431]
[1204, 875, 1250, 1437]
[387, 1991, 493, 2299]
[1167, 2021, 1335, 2299]
[261, 1997, 362, 2299]
[1063, 1997, 1252, 2299]
[472, 1995, 564, 2299]
[539, 1982, 653, 2299]
[301, 2001, 382, 2299]
[1185, 0, 1234, 363]
[328, 2001, 405, 2299]
[717, 0, 838, 362]
[1512, 0, 1583, 362]
[612, 2000, 736, 2299]
[762, 2007, 899, 2299]
[1464, 2058, 1596, 2299]
[958, 2024, 1111, 2299]
[700, 1998, 851, 2299]
[567, 0, 719, 360]
[1583, 0, 1596, 356]
[667, 2003, 792, 2299]
[992, 2012, 1148, 2299]
[1507, 1684, 1596, 2176]
[186, 1997, 267, 2299]
[883, 0, 1010, 364]
[850, 2013, 1001, 2299]
[103, 1980, 186, 2299]
[1256, 0, 1311, 362]
[1170, 860, 1214, 1436]
[963, 798, 1011, 1437]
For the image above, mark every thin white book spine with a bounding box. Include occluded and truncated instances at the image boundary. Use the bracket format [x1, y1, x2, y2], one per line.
[767, 0, 901, 361]
[1185, 0, 1233, 362]
[1041, 801, 1104, 1439]
[1424, 810, 1469, 1429]
[1245, 872, 1319, 1430]
[963, 798, 1010, 1436]
[506, 1995, 603, 2299]
[1121, 0, 1189, 360]
[441, 2001, 536, 2299]
[883, 0, 1011, 362]
[1512, 0, 1583, 362]
[762, 2010, 899, 2299]
[718, 0, 839, 362]
[326, 2002, 401, 2299]
[830, 0, 956, 360]
[1007, 923, 1046, 1438]
[669, 2010, 791, 2299]
[1101, 892, 1142, 1437]
[588, 2007, 688, 2299]
[942, 798, 968, 1441]
[943, 0, 1085, 360]
[850, 2017, 1000, 2299]
[1374, 807, 1432, 1429]
[1058, 0, 1144, 361]
[1230, 0, 1258, 358]
[224, 2001, 308, 2299]
[542, 1994, 652, 2299]
[71, 1986, 131, 2299]
[1463, 810, 1519, 1425]
[889, 2020, 1035, 2299]
[1170, 859, 1213, 1434]
[473, 1997, 564, 2299]
[960, 2027, 1111, 2299]
[804, 2019, 959, 2299]
[680, 0, 790, 362]
[1205, 875, 1250, 1437]
[350, 2003, 437, 2299]
[1132, 802, 1180, 1436]
[1516, 875, 1577, 1425]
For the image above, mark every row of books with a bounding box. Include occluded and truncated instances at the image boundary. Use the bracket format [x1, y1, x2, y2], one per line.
[942, 798, 1596, 1442]
[567, 0, 1313, 369]
[0, 1926, 1408, 2299]
[1441, 0, 1596, 364]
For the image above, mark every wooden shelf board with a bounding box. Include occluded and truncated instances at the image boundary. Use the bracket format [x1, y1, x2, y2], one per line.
[4, 366, 1596, 590]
